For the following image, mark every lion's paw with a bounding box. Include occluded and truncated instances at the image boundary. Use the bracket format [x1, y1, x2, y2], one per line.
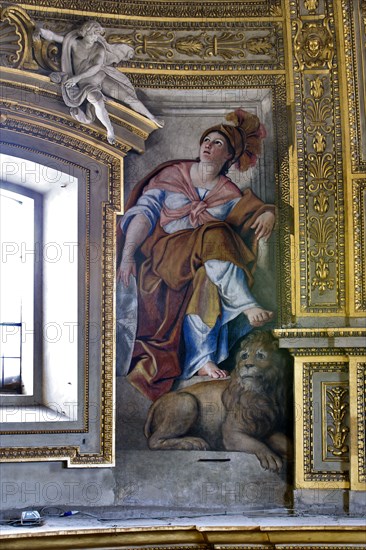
[256, 450, 283, 473]
[178, 437, 210, 451]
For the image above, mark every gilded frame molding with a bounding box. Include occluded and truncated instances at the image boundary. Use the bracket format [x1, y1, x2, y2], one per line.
[2, 0, 283, 19]
[340, 0, 366, 174]
[350, 179, 366, 314]
[349, 357, 366, 490]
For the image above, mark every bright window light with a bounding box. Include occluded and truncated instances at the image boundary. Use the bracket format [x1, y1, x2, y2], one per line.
[0, 188, 34, 393]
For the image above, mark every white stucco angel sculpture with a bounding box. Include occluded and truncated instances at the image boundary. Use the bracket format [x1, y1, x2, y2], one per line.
[39, 21, 164, 144]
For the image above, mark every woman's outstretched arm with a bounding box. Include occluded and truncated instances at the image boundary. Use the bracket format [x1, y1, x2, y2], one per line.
[117, 214, 151, 287]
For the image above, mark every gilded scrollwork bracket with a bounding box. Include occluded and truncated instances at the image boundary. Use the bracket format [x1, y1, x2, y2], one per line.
[0, 5, 38, 70]
[0, 5, 66, 73]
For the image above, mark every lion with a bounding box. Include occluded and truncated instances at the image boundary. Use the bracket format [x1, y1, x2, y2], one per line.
[144, 331, 293, 472]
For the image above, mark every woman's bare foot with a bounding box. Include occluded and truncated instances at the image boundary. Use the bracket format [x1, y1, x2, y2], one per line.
[244, 307, 274, 327]
[197, 361, 228, 379]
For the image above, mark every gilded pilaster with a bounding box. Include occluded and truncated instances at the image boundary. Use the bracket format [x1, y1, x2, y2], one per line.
[291, 0, 345, 316]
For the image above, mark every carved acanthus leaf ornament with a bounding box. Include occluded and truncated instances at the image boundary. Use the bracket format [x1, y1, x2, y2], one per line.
[327, 386, 350, 457]
[108, 29, 276, 61]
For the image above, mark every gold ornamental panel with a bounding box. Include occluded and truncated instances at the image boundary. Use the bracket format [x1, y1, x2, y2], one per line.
[321, 382, 350, 461]
[294, 356, 350, 488]
[0, 3, 285, 72]
[108, 25, 284, 68]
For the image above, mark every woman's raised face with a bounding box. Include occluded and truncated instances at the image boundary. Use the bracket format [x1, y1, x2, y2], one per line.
[199, 131, 233, 168]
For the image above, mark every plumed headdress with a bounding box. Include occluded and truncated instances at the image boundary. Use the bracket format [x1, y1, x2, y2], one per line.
[200, 109, 266, 172]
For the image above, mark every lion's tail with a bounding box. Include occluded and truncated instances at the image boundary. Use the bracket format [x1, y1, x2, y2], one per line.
[144, 401, 158, 439]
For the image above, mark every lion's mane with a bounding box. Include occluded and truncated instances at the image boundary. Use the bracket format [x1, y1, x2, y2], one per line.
[222, 331, 292, 441]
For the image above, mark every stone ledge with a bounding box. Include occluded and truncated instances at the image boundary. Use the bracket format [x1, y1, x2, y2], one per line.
[0, 516, 365, 548]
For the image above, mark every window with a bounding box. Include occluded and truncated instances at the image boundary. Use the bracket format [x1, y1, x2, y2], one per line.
[0, 154, 78, 421]
[0, 184, 42, 398]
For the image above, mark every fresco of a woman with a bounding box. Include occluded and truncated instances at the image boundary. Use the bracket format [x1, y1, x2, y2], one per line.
[117, 109, 276, 400]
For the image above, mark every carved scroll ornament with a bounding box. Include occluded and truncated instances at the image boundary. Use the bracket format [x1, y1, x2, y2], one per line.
[0, 5, 37, 69]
